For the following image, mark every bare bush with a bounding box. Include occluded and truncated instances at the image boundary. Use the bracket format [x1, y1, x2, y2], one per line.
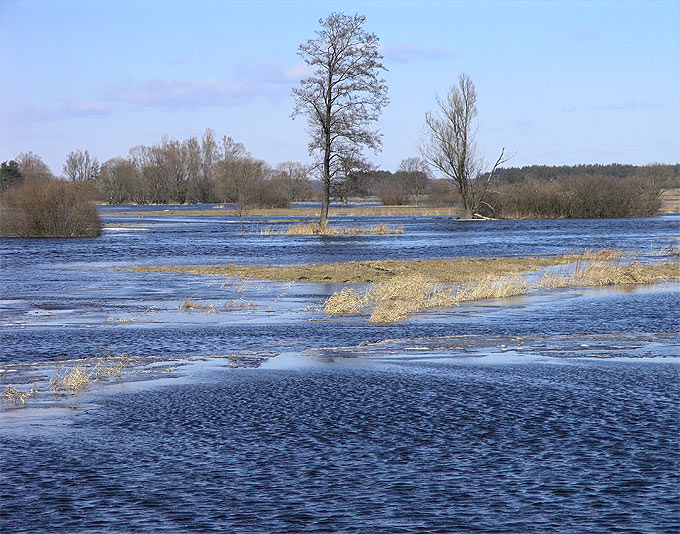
[379, 184, 409, 206]
[481, 175, 661, 219]
[0, 179, 102, 237]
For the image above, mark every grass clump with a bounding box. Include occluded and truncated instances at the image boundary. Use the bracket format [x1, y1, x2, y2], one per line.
[49, 365, 93, 393]
[0, 179, 102, 237]
[323, 288, 367, 315]
[48, 352, 132, 394]
[179, 297, 217, 313]
[539, 260, 680, 289]
[1, 385, 39, 405]
[260, 222, 404, 236]
[454, 275, 530, 302]
[367, 275, 456, 323]
[323, 257, 679, 324]
[93, 352, 131, 380]
[325, 274, 531, 323]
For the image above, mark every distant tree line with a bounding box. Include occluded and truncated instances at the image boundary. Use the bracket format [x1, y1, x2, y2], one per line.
[488, 163, 679, 189]
[98, 129, 313, 207]
[0, 130, 314, 209]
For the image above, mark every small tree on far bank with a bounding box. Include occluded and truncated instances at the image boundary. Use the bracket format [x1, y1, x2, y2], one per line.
[419, 74, 508, 219]
[396, 157, 430, 205]
[63, 149, 100, 182]
[1, 160, 23, 192]
[292, 12, 389, 229]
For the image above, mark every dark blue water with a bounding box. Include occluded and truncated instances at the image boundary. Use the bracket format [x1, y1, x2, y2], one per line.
[2, 361, 678, 533]
[1, 208, 679, 532]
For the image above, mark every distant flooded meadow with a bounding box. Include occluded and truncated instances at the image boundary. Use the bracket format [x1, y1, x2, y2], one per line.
[1, 204, 679, 533]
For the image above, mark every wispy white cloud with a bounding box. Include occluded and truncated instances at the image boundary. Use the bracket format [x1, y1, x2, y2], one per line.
[105, 78, 253, 109]
[167, 56, 191, 66]
[380, 43, 454, 63]
[235, 61, 311, 84]
[561, 101, 662, 113]
[3, 63, 305, 122]
[1, 99, 113, 122]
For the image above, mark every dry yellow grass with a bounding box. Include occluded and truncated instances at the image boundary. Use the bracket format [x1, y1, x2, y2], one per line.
[324, 275, 456, 323]
[260, 222, 404, 236]
[93, 353, 131, 380]
[539, 260, 680, 289]
[454, 275, 531, 302]
[324, 273, 534, 323]
[324, 287, 367, 315]
[368, 275, 456, 323]
[115, 206, 460, 218]
[49, 365, 93, 393]
[128, 249, 679, 324]
[131, 255, 586, 284]
[179, 297, 217, 313]
[1, 385, 39, 405]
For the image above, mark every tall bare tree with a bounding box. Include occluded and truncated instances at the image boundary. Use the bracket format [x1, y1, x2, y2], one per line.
[292, 12, 388, 229]
[63, 149, 100, 182]
[419, 74, 508, 219]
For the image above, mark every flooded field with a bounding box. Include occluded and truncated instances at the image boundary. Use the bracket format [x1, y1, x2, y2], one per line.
[1, 206, 679, 533]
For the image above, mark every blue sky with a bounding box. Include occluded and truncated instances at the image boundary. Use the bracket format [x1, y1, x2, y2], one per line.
[1, 0, 678, 176]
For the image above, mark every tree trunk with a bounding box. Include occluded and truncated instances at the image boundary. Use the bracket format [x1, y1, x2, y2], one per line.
[320, 173, 330, 230]
[321, 105, 332, 230]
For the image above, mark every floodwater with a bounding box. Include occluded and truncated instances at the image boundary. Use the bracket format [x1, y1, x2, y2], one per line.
[1, 206, 679, 533]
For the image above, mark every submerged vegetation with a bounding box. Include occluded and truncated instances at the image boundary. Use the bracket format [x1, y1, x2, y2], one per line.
[325, 258, 678, 323]
[1, 352, 133, 406]
[260, 222, 403, 236]
[129, 248, 679, 324]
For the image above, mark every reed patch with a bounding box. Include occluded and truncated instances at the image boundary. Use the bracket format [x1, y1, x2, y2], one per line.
[323, 257, 678, 323]
[260, 222, 404, 236]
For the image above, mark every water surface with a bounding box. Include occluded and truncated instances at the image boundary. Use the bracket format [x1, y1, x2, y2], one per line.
[1, 209, 678, 532]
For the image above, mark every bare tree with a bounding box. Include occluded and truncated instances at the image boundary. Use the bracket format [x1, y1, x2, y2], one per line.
[129, 144, 171, 204]
[292, 12, 388, 229]
[159, 137, 188, 204]
[183, 137, 203, 203]
[196, 129, 218, 203]
[397, 157, 430, 206]
[419, 74, 508, 219]
[63, 149, 100, 182]
[16, 152, 54, 181]
[274, 161, 310, 202]
[98, 158, 138, 204]
[221, 135, 248, 161]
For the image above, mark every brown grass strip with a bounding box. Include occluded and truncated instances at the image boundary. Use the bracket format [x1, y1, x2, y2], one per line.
[130, 255, 585, 284]
[114, 206, 461, 218]
[260, 222, 404, 236]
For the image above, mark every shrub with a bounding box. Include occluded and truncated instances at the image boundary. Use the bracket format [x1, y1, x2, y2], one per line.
[480, 175, 661, 219]
[0, 179, 102, 237]
[378, 184, 409, 206]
